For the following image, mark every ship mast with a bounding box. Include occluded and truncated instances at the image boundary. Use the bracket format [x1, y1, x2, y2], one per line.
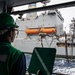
[64, 31, 69, 62]
[70, 18, 75, 59]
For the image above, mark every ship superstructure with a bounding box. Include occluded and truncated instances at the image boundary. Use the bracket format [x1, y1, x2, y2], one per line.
[12, 2, 75, 56]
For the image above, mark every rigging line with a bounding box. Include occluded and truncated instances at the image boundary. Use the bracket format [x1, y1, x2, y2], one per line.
[41, 37, 43, 47]
[49, 36, 54, 47]
[56, 37, 61, 43]
[44, 37, 50, 47]
[54, 34, 62, 43]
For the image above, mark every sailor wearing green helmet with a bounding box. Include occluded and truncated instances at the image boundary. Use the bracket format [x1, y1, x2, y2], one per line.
[0, 13, 26, 75]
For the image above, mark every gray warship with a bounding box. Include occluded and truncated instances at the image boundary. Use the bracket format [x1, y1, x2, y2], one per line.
[12, 1, 75, 75]
[12, 2, 75, 57]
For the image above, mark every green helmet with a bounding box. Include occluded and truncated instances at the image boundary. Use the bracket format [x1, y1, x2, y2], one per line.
[0, 13, 18, 29]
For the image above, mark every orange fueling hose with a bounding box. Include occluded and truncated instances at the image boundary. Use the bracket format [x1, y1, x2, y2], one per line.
[25, 28, 56, 35]
[25, 28, 39, 34]
[40, 28, 56, 34]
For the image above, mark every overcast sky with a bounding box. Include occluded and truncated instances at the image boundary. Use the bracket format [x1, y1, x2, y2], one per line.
[13, 0, 75, 33]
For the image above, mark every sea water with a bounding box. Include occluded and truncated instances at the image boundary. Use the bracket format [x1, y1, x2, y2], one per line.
[26, 54, 75, 75]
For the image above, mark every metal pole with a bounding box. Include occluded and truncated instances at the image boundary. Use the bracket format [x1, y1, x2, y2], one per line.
[3, 2, 7, 13]
[65, 32, 69, 62]
[71, 31, 74, 59]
